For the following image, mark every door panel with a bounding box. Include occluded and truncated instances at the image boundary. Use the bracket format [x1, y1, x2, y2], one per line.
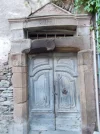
[30, 113, 55, 130]
[56, 113, 81, 131]
[29, 54, 55, 131]
[30, 70, 54, 111]
[54, 53, 81, 131]
[55, 73, 77, 112]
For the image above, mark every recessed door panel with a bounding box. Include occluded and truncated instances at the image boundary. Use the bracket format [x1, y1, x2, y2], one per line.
[30, 113, 55, 131]
[30, 70, 53, 111]
[56, 113, 81, 131]
[55, 73, 77, 112]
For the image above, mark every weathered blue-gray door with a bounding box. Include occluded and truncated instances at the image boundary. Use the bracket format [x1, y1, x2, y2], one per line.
[28, 53, 81, 134]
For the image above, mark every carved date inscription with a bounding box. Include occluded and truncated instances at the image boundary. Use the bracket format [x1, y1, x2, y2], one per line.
[39, 19, 55, 26]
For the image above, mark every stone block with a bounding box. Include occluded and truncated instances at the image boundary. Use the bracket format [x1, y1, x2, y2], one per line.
[0, 106, 8, 114]
[82, 36, 91, 49]
[84, 71, 96, 126]
[11, 53, 27, 67]
[77, 26, 90, 36]
[56, 36, 84, 50]
[11, 29, 25, 41]
[78, 49, 96, 134]
[55, 36, 91, 50]
[13, 87, 27, 104]
[77, 18, 91, 26]
[78, 65, 87, 126]
[0, 80, 10, 88]
[83, 50, 93, 65]
[78, 50, 93, 65]
[78, 52, 83, 66]
[11, 39, 31, 54]
[14, 102, 28, 123]
[0, 75, 7, 80]
[1, 101, 12, 106]
[9, 122, 28, 134]
[12, 72, 27, 88]
[12, 67, 27, 73]
[0, 97, 6, 102]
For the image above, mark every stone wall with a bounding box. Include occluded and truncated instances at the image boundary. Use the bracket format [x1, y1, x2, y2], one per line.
[0, 62, 13, 134]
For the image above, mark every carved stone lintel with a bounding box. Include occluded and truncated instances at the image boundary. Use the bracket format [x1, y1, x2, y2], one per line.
[29, 36, 90, 54]
[10, 36, 90, 55]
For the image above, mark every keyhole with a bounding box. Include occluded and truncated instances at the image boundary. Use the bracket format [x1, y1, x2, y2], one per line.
[62, 89, 68, 95]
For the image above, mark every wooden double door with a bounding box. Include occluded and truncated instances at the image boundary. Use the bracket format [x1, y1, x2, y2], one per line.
[28, 53, 81, 134]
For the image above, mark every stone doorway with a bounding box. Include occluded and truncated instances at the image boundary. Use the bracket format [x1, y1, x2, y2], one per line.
[9, 2, 96, 134]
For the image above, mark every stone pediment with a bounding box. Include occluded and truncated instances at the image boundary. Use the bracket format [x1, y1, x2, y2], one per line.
[29, 2, 72, 17]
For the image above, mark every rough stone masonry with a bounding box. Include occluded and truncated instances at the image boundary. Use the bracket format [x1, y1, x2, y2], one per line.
[0, 62, 13, 134]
